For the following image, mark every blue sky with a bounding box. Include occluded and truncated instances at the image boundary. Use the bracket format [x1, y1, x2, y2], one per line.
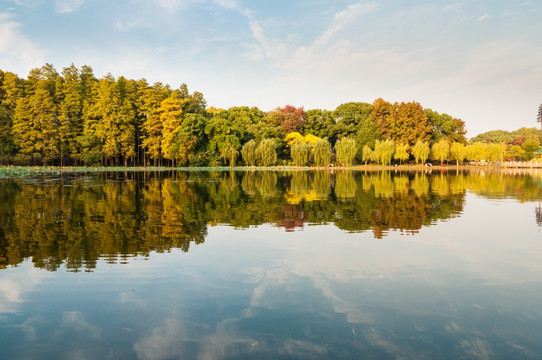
[1, 0, 541, 136]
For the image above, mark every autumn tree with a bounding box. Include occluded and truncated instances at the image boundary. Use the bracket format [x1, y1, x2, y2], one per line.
[268, 105, 307, 134]
[370, 99, 431, 146]
[140, 82, 171, 165]
[0, 71, 23, 161]
[12, 82, 59, 164]
[159, 96, 183, 166]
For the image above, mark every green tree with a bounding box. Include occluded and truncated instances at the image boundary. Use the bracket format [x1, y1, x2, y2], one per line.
[313, 139, 331, 166]
[304, 109, 335, 140]
[115, 77, 139, 166]
[291, 142, 311, 166]
[332, 102, 375, 144]
[221, 143, 239, 166]
[179, 113, 207, 166]
[241, 139, 257, 166]
[205, 116, 243, 166]
[425, 108, 467, 144]
[506, 145, 525, 160]
[58, 64, 84, 165]
[522, 139, 539, 160]
[255, 139, 277, 166]
[221, 106, 265, 143]
[334, 137, 357, 166]
[362, 145, 373, 165]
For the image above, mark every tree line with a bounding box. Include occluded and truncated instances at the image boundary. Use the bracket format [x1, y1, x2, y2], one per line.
[0, 63, 538, 167]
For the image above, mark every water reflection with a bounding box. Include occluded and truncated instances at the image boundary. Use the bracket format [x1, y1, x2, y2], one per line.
[1, 170, 542, 359]
[0, 170, 541, 271]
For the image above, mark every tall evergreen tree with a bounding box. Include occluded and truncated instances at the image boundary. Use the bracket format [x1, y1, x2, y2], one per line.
[140, 82, 170, 166]
[0, 71, 23, 161]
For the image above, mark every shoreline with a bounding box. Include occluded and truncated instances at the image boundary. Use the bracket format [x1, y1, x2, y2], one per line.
[1, 163, 542, 177]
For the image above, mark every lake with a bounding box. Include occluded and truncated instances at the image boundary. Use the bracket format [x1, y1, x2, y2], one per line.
[1, 169, 542, 359]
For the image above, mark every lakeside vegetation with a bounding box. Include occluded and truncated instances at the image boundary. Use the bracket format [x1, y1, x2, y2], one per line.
[2, 170, 541, 271]
[1, 63, 541, 168]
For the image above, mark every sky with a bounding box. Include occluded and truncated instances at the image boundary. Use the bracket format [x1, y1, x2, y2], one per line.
[0, 0, 541, 137]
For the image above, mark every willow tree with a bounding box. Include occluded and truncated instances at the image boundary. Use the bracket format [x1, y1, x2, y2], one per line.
[313, 139, 331, 166]
[362, 145, 373, 165]
[412, 140, 430, 164]
[487, 142, 506, 164]
[221, 143, 239, 166]
[255, 139, 277, 166]
[373, 140, 394, 165]
[394, 143, 410, 165]
[241, 139, 257, 166]
[291, 142, 311, 166]
[431, 139, 450, 166]
[334, 137, 357, 166]
[450, 142, 466, 165]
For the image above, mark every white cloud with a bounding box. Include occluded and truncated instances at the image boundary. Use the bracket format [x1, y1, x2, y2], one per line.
[12, 0, 42, 7]
[477, 13, 490, 21]
[134, 318, 184, 360]
[313, 1, 377, 49]
[0, 12, 46, 73]
[115, 19, 139, 32]
[213, 0, 238, 10]
[0, 262, 51, 313]
[56, 0, 86, 14]
[154, 0, 202, 12]
[60, 311, 101, 339]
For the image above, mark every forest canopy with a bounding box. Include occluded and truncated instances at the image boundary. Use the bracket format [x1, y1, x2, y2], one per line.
[0, 63, 539, 166]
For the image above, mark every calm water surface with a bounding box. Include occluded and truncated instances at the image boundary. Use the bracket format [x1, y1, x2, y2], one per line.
[1, 170, 542, 359]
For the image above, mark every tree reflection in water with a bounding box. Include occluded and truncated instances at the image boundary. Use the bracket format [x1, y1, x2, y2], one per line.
[0, 169, 541, 271]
